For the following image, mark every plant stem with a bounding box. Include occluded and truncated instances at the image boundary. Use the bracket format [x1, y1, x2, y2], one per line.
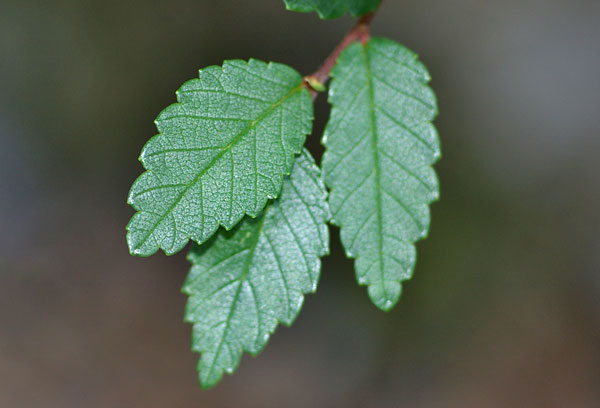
[304, 11, 377, 99]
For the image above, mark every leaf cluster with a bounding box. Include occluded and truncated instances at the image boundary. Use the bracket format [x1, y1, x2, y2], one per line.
[126, 0, 440, 388]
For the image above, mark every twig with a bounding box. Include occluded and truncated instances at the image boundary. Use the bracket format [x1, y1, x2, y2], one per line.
[303, 11, 377, 100]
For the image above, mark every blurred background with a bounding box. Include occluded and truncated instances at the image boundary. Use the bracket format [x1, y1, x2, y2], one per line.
[1, 0, 599, 406]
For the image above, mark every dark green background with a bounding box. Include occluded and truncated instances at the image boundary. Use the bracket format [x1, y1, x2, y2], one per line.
[1, 0, 599, 406]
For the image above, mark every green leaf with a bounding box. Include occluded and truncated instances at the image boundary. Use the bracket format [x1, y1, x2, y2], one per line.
[126, 59, 313, 257]
[322, 37, 440, 311]
[183, 149, 330, 388]
[284, 0, 381, 19]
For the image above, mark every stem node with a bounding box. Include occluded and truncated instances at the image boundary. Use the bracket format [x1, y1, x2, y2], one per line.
[307, 12, 377, 101]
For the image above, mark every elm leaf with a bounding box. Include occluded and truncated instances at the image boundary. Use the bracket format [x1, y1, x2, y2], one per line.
[183, 149, 330, 388]
[322, 37, 440, 311]
[126, 59, 313, 256]
[284, 0, 381, 19]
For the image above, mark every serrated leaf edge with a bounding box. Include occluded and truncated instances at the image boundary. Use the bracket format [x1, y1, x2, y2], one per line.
[126, 59, 313, 257]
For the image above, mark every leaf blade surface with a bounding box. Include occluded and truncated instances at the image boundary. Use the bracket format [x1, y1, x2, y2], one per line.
[183, 149, 329, 388]
[322, 38, 440, 311]
[284, 0, 381, 19]
[127, 59, 313, 256]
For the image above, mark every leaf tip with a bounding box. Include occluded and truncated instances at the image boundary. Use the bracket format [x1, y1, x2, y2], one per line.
[198, 375, 219, 390]
[368, 282, 402, 312]
[126, 240, 151, 258]
[126, 240, 147, 257]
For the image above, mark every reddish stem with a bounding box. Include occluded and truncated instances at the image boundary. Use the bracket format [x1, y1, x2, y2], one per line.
[303, 12, 376, 99]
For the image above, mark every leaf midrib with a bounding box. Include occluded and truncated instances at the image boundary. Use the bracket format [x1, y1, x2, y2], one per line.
[134, 83, 304, 252]
[362, 41, 388, 304]
[204, 214, 267, 385]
